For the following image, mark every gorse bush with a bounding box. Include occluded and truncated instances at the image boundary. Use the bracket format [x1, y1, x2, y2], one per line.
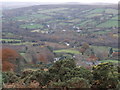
[66, 77, 90, 88]
[47, 58, 92, 88]
[21, 69, 51, 86]
[92, 62, 119, 88]
[2, 72, 19, 84]
[2, 59, 119, 89]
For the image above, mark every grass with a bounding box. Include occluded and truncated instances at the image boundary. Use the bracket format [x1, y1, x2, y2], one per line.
[14, 16, 29, 21]
[10, 42, 36, 45]
[100, 60, 119, 63]
[6, 33, 14, 36]
[88, 8, 105, 14]
[81, 9, 92, 13]
[14, 14, 51, 21]
[111, 16, 118, 20]
[54, 46, 118, 55]
[113, 34, 119, 38]
[87, 14, 102, 18]
[90, 45, 118, 51]
[97, 20, 118, 28]
[43, 12, 57, 15]
[2, 40, 36, 45]
[67, 19, 81, 23]
[76, 19, 97, 27]
[47, 20, 63, 24]
[20, 24, 44, 29]
[31, 14, 51, 19]
[111, 15, 120, 20]
[105, 9, 118, 14]
[31, 30, 40, 32]
[76, 20, 92, 26]
[20, 53, 31, 62]
[20, 53, 26, 56]
[54, 49, 80, 54]
[93, 30, 111, 34]
[9, 43, 25, 45]
[59, 22, 73, 26]
[1, 39, 21, 41]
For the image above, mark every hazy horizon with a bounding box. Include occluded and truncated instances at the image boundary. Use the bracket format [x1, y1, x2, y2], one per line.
[1, 0, 119, 4]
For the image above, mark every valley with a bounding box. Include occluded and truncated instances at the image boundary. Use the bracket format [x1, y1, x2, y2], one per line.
[1, 3, 119, 88]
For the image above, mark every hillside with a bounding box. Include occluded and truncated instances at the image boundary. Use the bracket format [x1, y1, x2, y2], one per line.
[2, 4, 118, 47]
[1, 3, 120, 89]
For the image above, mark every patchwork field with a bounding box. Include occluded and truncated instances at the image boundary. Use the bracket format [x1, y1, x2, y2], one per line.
[54, 49, 80, 54]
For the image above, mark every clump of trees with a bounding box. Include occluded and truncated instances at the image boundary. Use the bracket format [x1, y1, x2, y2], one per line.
[1, 48, 26, 72]
[79, 42, 89, 55]
[2, 48, 19, 72]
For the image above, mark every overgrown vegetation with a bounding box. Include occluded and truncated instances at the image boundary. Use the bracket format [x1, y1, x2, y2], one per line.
[2, 59, 120, 89]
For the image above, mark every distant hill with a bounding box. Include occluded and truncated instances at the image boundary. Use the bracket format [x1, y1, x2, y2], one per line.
[2, 2, 64, 9]
[2, 2, 116, 10]
[2, 2, 40, 9]
[2, 4, 118, 48]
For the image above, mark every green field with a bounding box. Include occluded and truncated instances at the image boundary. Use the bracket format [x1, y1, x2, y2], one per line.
[9, 42, 37, 45]
[93, 30, 111, 34]
[1, 39, 36, 45]
[87, 14, 102, 18]
[76, 20, 92, 26]
[105, 9, 118, 14]
[14, 13, 51, 21]
[1, 39, 21, 41]
[20, 53, 26, 56]
[111, 15, 120, 20]
[97, 20, 118, 28]
[100, 60, 119, 63]
[5, 33, 14, 37]
[111, 16, 118, 20]
[59, 22, 73, 26]
[89, 8, 105, 14]
[14, 16, 29, 21]
[91, 45, 118, 51]
[20, 24, 44, 29]
[54, 49, 80, 54]
[31, 14, 51, 19]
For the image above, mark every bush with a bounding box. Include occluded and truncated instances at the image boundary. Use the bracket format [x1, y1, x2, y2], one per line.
[48, 58, 92, 86]
[66, 77, 90, 88]
[92, 62, 119, 88]
[48, 77, 90, 88]
[48, 59, 76, 82]
[48, 81, 66, 88]
[2, 72, 19, 83]
[21, 69, 50, 86]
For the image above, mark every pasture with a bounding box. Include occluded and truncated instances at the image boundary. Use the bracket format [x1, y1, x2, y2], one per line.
[97, 20, 118, 28]
[54, 49, 80, 54]
[100, 60, 119, 63]
[20, 24, 44, 29]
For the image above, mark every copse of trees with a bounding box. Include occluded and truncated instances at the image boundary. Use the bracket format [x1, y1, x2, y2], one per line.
[79, 42, 89, 55]
[1, 48, 26, 72]
[1, 48, 19, 72]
